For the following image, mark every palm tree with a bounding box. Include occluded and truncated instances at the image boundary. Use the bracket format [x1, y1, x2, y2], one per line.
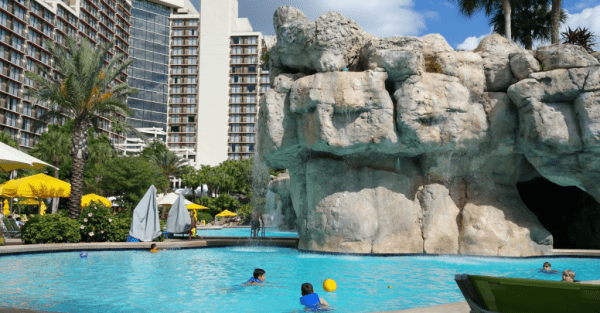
[489, 0, 566, 49]
[26, 37, 137, 219]
[151, 150, 187, 193]
[551, 0, 562, 44]
[451, 0, 514, 41]
[29, 128, 71, 214]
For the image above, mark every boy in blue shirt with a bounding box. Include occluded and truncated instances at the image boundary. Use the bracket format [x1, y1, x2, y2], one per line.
[300, 283, 330, 311]
[243, 268, 266, 286]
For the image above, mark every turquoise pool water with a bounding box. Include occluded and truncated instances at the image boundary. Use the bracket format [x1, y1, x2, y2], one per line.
[1, 247, 599, 313]
[196, 227, 298, 237]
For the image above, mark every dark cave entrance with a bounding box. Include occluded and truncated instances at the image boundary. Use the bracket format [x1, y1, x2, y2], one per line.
[517, 177, 600, 249]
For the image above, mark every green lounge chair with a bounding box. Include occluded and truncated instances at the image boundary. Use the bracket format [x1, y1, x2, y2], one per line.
[2, 218, 21, 238]
[455, 274, 600, 313]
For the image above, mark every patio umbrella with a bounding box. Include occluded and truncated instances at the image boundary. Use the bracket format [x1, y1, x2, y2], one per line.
[128, 185, 161, 242]
[187, 203, 208, 210]
[0, 142, 56, 172]
[3, 199, 8, 216]
[81, 194, 111, 207]
[2, 174, 71, 198]
[18, 199, 40, 205]
[158, 192, 193, 206]
[166, 193, 192, 233]
[216, 210, 237, 217]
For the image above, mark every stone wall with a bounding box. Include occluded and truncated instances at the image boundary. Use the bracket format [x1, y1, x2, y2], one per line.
[258, 6, 600, 256]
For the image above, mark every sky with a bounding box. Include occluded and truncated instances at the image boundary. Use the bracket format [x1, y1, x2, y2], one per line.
[236, 0, 600, 50]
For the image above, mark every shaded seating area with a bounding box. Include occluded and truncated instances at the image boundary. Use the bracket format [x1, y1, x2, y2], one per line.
[455, 274, 600, 313]
[2, 218, 21, 238]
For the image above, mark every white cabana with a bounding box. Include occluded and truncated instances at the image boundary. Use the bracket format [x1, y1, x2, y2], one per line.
[157, 192, 193, 206]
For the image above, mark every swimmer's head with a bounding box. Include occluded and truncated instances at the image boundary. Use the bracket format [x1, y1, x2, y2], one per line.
[301, 283, 314, 296]
[543, 262, 551, 270]
[253, 268, 266, 282]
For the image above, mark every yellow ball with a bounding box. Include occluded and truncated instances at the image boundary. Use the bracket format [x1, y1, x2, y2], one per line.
[323, 279, 337, 292]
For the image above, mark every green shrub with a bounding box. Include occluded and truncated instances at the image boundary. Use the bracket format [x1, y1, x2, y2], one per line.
[79, 203, 132, 242]
[21, 214, 81, 244]
[0, 236, 4, 245]
[196, 211, 213, 223]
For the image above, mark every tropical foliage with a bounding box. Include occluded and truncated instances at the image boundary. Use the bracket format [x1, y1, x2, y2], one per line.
[21, 212, 82, 244]
[489, 0, 566, 49]
[26, 37, 137, 219]
[561, 26, 597, 52]
[79, 203, 131, 242]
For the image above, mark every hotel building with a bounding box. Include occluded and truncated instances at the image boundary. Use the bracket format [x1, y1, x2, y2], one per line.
[0, 0, 266, 167]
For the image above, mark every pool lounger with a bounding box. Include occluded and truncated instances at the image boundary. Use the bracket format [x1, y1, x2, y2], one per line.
[455, 273, 600, 313]
[2, 218, 21, 238]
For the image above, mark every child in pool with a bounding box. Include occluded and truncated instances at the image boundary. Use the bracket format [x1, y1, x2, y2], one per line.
[150, 244, 158, 253]
[540, 262, 559, 273]
[562, 269, 579, 282]
[243, 268, 266, 286]
[300, 283, 330, 311]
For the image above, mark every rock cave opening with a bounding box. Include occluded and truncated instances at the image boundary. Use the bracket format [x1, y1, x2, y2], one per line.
[517, 177, 600, 249]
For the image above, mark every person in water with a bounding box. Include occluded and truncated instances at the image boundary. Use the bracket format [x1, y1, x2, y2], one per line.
[562, 269, 578, 282]
[541, 262, 559, 273]
[244, 268, 266, 286]
[300, 282, 330, 311]
[150, 244, 158, 253]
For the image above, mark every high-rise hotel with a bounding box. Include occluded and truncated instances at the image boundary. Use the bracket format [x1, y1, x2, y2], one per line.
[0, 0, 267, 167]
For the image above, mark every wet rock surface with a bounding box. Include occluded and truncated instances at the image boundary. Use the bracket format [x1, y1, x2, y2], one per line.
[258, 6, 600, 256]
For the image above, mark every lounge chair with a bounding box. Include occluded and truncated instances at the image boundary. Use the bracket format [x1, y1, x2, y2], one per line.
[455, 274, 600, 313]
[2, 218, 21, 238]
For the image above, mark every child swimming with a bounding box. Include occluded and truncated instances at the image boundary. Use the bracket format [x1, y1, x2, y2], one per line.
[539, 262, 559, 274]
[299, 283, 330, 312]
[243, 268, 266, 286]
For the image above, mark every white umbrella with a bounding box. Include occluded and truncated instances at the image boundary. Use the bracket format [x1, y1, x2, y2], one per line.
[157, 192, 193, 206]
[0, 142, 56, 172]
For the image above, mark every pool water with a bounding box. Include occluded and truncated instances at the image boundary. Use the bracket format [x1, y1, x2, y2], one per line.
[196, 227, 298, 237]
[1, 247, 599, 313]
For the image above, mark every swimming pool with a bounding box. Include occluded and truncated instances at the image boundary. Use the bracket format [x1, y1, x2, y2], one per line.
[1, 247, 598, 313]
[196, 227, 298, 237]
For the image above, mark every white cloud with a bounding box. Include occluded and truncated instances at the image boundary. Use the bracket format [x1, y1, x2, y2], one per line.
[286, 0, 428, 37]
[456, 28, 492, 50]
[561, 5, 600, 45]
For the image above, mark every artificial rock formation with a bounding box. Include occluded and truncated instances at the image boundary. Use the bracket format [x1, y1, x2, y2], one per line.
[259, 6, 600, 256]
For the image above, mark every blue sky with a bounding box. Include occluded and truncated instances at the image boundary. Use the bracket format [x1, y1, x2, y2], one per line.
[237, 0, 600, 50]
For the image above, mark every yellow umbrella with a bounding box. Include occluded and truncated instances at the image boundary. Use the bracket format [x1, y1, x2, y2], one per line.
[3, 199, 9, 216]
[187, 203, 208, 210]
[3, 174, 70, 198]
[18, 199, 40, 205]
[40, 201, 47, 215]
[216, 210, 237, 217]
[81, 194, 111, 207]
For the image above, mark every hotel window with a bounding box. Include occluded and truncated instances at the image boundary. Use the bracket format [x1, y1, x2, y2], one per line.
[247, 134, 255, 142]
[246, 114, 255, 123]
[172, 116, 180, 123]
[188, 57, 197, 64]
[12, 37, 24, 51]
[231, 115, 240, 123]
[6, 113, 16, 127]
[248, 144, 255, 152]
[189, 20, 198, 26]
[230, 153, 239, 160]
[261, 85, 270, 93]
[8, 97, 17, 111]
[22, 118, 31, 131]
[186, 134, 194, 142]
[173, 77, 181, 84]
[232, 56, 241, 64]
[247, 85, 256, 93]
[230, 134, 239, 142]
[188, 47, 197, 55]
[231, 124, 240, 132]
[246, 124, 254, 133]
[248, 37, 257, 44]
[231, 143, 239, 152]
[248, 56, 256, 63]
[231, 85, 241, 93]
[23, 103, 32, 116]
[173, 57, 182, 65]
[187, 105, 195, 113]
[172, 96, 181, 103]
[10, 67, 21, 81]
[174, 20, 183, 26]
[13, 21, 24, 36]
[232, 46, 241, 54]
[173, 38, 183, 45]
[9, 82, 19, 96]
[188, 38, 197, 45]
[15, 6, 25, 20]
[188, 66, 196, 74]
[188, 76, 196, 84]
[187, 85, 196, 93]
[173, 86, 181, 93]
[248, 46, 257, 54]
[247, 95, 256, 103]
[172, 106, 180, 113]
[247, 75, 256, 83]
[247, 104, 256, 113]
[248, 66, 256, 73]
[174, 29, 183, 36]
[187, 116, 195, 123]
[186, 96, 195, 104]
[171, 135, 179, 142]
[186, 125, 194, 133]
[173, 47, 182, 55]
[232, 75, 240, 83]
[232, 37, 240, 44]
[173, 67, 182, 74]
[231, 95, 241, 103]
[261, 76, 270, 83]
[21, 133, 30, 146]
[188, 29, 197, 36]
[231, 104, 240, 113]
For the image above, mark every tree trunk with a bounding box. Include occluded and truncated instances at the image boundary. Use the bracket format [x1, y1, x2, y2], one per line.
[68, 119, 89, 219]
[52, 159, 59, 214]
[501, 0, 512, 41]
[551, 0, 562, 44]
[526, 33, 533, 50]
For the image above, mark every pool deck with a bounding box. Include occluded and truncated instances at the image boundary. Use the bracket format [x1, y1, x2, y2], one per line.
[2, 241, 600, 313]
